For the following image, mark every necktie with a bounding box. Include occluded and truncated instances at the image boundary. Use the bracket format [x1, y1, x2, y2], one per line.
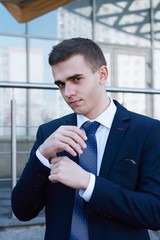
[70, 121, 100, 240]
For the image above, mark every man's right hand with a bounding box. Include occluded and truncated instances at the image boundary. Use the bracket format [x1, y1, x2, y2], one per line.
[38, 125, 87, 160]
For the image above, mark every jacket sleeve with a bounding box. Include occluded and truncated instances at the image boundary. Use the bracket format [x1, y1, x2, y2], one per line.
[86, 121, 160, 231]
[11, 125, 50, 221]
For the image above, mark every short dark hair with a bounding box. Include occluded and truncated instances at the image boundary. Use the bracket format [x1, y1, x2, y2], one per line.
[48, 38, 106, 73]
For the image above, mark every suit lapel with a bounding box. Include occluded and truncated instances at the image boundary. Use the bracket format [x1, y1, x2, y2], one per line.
[99, 101, 130, 178]
[60, 112, 77, 126]
[56, 102, 130, 178]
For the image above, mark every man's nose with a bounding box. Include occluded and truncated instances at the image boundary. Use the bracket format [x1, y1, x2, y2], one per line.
[64, 83, 76, 97]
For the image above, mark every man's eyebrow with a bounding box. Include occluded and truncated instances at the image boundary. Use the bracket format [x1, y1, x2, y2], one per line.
[66, 74, 83, 80]
[54, 74, 83, 85]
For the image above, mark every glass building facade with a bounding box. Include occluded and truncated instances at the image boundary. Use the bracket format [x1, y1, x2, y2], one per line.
[1, 3, 160, 237]
[0, 0, 160, 139]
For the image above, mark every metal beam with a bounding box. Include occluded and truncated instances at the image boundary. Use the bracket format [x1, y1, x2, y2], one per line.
[0, 81, 160, 95]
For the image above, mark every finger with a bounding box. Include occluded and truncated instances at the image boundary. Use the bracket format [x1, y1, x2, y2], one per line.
[50, 156, 68, 165]
[58, 128, 87, 150]
[49, 166, 63, 182]
[55, 140, 80, 156]
[49, 163, 60, 179]
[60, 126, 87, 141]
[64, 131, 87, 150]
[57, 135, 84, 155]
[48, 174, 58, 183]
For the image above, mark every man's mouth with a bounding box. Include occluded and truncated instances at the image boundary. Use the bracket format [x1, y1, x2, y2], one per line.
[69, 99, 82, 106]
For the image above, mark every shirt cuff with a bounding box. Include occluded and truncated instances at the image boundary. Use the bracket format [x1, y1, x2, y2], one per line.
[36, 149, 52, 169]
[79, 173, 95, 202]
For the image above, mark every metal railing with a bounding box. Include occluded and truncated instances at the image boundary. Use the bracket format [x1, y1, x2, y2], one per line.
[1, 81, 160, 192]
[1, 81, 160, 93]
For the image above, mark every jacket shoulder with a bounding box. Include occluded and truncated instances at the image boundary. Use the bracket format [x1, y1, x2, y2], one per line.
[38, 113, 76, 138]
[115, 100, 160, 125]
[114, 100, 160, 134]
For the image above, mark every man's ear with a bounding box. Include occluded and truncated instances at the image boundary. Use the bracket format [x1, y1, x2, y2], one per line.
[99, 65, 108, 85]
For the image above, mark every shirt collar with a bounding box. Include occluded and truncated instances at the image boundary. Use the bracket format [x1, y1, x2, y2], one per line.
[77, 98, 117, 129]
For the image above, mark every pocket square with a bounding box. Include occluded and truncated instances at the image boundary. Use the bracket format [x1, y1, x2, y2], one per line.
[124, 158, 136, 165]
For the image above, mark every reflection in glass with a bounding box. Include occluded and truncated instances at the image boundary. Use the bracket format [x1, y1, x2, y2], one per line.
[0, 4, 26, 34]
[0, 88, 27, 136]
[15, 89, 27, 136]
[0, 36, 26, 82]
[30, 0, 92, 39]
[30, 11, 58, 37]
[58, 0, 92, 39]
[153, 50, 160, 119]
[30, 38, 56, 84]
[116, 54, 146, 115]
[117, 54, 146, 88]
[0, 87, 11, 136]
[120, 93, 146, 115]
[153, 0, 160, 47]
[29, 89, 72, 136]
[96, 0, 151, 46]
[0, 37, 27, 136]
[0, 0, 160, 137]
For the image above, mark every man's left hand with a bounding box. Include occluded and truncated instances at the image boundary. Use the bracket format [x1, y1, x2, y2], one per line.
[49, 156, 90, 190]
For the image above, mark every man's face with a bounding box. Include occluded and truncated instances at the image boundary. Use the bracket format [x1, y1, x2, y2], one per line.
[52, 54, 108, 119]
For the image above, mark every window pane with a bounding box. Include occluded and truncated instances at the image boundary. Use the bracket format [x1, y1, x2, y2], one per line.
[30, 38, 56, 83]
[153, 0, 160, 47]
[154, 50, 160, 89]
[120, 93, 146, 115]
[0, 88, 27, 137]
[29, 89, 72, 136]
[117, 54, 146, 88]
[15, 89, 27, 136]
[115, 53, 147, 115]
[0, 4, 26, 34]
[29, 11, 58, 37]
[0, 88, 11, 136]
[0, 36, 26, 82]
[58, 0, 92, 38]
[30, 0, 92, 39]
[96, 0, 151, 47]
[0, 36, 27, 136]
[153, 50, 160, 119]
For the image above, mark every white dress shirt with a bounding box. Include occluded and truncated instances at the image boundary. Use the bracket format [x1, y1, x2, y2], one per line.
[36, 98, 117, 202]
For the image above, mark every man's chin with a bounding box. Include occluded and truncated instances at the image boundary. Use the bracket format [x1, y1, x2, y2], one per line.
[69, 105, 84, 115]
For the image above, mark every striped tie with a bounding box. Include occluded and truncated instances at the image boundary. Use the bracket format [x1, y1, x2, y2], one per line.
[70, 121, 100, 240]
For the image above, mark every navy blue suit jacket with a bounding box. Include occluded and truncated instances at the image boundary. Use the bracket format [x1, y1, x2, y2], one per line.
[12, 100, 160, 240]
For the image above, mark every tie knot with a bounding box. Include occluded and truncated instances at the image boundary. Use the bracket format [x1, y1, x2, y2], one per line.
[82, 121, 100, 135]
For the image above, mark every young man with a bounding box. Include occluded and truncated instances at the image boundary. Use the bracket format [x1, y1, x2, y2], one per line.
[12, 38, 160, 240]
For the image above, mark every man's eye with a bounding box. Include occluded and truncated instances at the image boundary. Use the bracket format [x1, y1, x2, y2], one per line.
[74, 78, 80, 82]
[56, 82, 64, 88]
